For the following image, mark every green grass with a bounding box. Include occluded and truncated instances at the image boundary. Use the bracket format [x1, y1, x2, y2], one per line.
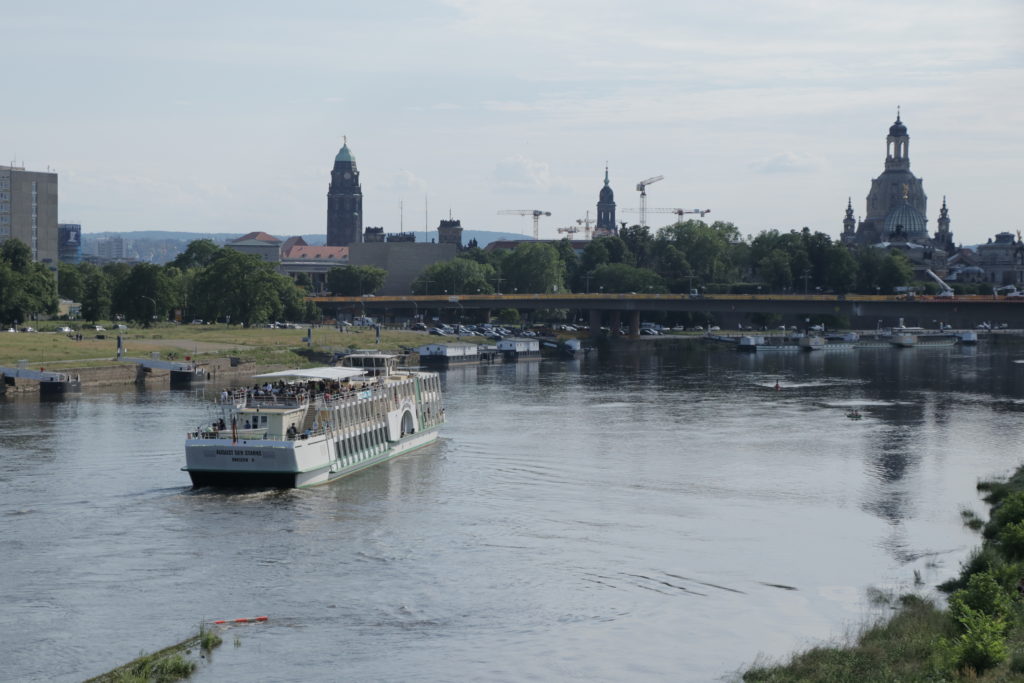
[85, 622, 222, 683]
[0, 323, 466, 367]
[743, 467, 1024, 682]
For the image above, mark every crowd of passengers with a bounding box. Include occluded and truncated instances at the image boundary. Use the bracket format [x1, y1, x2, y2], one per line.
[219, 379, 380, 404]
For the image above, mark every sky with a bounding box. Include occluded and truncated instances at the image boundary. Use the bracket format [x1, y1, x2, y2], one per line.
[3, 1, 1022, 246]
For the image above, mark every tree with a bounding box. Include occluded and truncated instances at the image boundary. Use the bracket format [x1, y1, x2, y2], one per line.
[878, 251, 914, 293]
[591, 263, 667, 293]
[657, 220, 741, 284]
[326, 265, 388, 296]
[80, 267, 112, 322]
[758, 250, 793, 291]
[58, 262, 85, 302]
[411, 258, 495, 295]
[0, 239, 58, 324]
[823, 244, 858, 293]
[190, 250, 289, 325]
[500, 242, 564, 293]
[169, 239, 223, 271]
[618, 225, 654, 268]
[115, 263, 175, 326]
[553, 238, 581, 291]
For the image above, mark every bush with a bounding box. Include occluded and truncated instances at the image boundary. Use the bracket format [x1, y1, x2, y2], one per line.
[949, 571, 1013, 624]
[987, 491, 1024, 539]
[1001, 520, 1024, 560]
[946, 605, 1008, 674]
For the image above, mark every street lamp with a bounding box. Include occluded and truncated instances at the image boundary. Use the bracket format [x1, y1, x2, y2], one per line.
[140, 296, 157, 326]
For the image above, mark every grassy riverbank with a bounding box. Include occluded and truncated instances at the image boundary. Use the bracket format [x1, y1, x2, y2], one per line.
[84, 622, 222, 683]
[743, 466, 1024, 681]
[0, 322, 468, 368]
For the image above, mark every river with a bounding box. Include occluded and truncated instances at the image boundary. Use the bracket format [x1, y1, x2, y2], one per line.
[2, 341, 1022, 681]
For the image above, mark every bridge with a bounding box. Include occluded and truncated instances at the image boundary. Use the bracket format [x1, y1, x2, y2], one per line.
[309, 293, 1024, 335]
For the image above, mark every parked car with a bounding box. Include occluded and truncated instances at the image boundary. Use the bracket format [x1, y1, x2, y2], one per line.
[429, 328, 448, 336]
[20, 326, 36, 332]
[411, 322, 428, 331]
[56, 326, 74, 333]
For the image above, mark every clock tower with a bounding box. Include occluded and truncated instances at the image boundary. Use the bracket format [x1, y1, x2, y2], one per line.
[327, 138, 363, 246]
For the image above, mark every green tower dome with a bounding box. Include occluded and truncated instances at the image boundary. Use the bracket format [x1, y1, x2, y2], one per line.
[335, 142, 355, 163]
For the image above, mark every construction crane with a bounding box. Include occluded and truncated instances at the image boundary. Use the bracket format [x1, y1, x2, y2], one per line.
[634, 175, 664, 228]
[575, 211, 595, 240]
[557, 225, 580, 237]
[622, 207, 712, 223]
[498, 209, 551, 240]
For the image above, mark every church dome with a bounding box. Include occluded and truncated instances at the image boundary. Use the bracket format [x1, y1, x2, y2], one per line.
[884, 201, 927, 238]
[888, 116, 907, 137]
[599, 184, 614, 202]
[335, 143, 356, 163]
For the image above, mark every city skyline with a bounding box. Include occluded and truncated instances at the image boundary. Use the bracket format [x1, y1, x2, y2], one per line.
[2, 1, 1021, 245]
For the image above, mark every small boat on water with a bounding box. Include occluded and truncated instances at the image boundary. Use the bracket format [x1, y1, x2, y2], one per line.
[183, 354, 444, 489]
[846, 410, 863, 420]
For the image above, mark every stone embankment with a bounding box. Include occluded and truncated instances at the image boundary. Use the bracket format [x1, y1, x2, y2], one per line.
[1, 356, 261, 394]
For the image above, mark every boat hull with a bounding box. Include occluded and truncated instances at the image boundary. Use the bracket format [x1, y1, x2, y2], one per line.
[185, 427, 441, 489]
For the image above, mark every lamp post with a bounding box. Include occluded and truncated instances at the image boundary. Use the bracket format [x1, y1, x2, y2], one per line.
[140, 296, 157, 327]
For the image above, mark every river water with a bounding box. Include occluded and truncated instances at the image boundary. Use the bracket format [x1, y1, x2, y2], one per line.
[2, 341, 1023, 681]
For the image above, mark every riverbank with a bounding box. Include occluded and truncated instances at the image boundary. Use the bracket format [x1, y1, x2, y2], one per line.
[743, 466, 1024, 681]
[0, 323, 447, 393]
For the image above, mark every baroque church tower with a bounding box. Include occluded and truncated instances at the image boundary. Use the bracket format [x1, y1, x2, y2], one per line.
[327, 138, 363, 246]
[595, 166, 617, 237]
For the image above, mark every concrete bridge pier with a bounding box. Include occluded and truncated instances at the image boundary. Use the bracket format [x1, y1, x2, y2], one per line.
[628, 310, 641, 337]
[589, 309, 602, 336]
[609, 311, 622, 335]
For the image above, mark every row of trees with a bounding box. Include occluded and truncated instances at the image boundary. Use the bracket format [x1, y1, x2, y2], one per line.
[0, 240, 58, 325]
[57, 240, 316, 325]
[402, 221, 917, 297]
[0, 219, 926, 325]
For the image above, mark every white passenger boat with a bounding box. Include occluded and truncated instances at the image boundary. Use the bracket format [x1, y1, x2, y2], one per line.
[183, 354, 444, 488]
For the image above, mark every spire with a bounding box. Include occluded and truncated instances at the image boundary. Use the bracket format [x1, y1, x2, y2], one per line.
[604, 164, 609, 186]
[896, 105, 901, 124]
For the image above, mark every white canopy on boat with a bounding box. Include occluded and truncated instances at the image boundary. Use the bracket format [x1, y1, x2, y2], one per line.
[253, 367, 366, 381]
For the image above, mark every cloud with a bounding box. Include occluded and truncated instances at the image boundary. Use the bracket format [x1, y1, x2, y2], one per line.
[749, 151, 825, 174]
[492, 154, 570, 193]
[379, 169, 428, 194]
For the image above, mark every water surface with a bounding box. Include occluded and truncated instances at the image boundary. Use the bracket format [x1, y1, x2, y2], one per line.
[2, 342, 1022, 681]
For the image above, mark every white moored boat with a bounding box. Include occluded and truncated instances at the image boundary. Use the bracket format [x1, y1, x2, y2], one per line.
[183, 354, 444, 489]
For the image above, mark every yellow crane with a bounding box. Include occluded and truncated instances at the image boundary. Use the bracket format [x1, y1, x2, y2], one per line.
[498, 209, 552, 240]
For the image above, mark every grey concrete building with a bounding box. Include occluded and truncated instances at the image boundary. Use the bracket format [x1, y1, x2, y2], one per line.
[348, 242, 457, 295]
[326, 140, 362, 246]
[0, 165, 59, 272]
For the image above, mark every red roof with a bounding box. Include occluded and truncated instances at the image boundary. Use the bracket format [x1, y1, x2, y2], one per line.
[233, 231, 281, 244]
[283, 245, 349, 260]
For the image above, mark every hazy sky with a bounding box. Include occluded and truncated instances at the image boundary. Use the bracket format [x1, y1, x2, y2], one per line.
[4, 1, 1022, 245]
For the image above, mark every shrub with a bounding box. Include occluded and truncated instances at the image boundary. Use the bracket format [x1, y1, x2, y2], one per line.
[948, 571, 1012, 624]
[987, 491, 1024, 538]
[1001, 520, 1024, 560]
[945, 605, 1008, 674]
